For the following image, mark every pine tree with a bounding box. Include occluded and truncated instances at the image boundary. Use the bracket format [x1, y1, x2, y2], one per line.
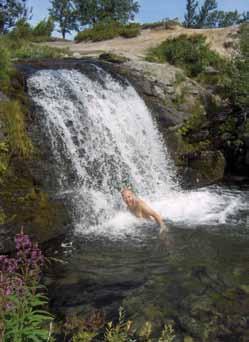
[49, 0, 78, 39]
[184, 0, 198, 28]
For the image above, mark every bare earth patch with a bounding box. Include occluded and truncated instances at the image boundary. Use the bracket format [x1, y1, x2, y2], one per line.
[41, 25, 238, 60]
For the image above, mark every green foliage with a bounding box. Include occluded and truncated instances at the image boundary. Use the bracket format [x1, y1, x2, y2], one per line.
[178, 101, 205, 136]
[120, 23, 141, 38]
[74, 0, 139, 27]
[14, 44, 71, 59]
[229, 23, 249, 111]
[0, 46, 12, 91]
[49, 0, 78, 39]
[105, 307, 134, 342]
[206, 10, 241, 28]
[72, 331, 97, 342]
[75, 21, 140, 42]
[3, 289, 53, 342]
[0, 0, 31, 34]
[0, 101, 33, 159]
[32, 17, 54, 39]
[196, 0, 218, 28]
[183, 0, 246, 28]
[158, 324, 175, 342]
[142, 19, 180, 30]
[184, 0, 198, 28]
[8, 19, 33, 42]
[146, 35, 223, 78]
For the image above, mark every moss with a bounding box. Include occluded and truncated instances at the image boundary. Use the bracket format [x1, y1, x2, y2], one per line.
[219, 116, 237, 135]
[177, 101, 205, 137]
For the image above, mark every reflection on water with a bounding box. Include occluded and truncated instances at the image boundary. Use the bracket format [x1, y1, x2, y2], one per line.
[46, 185, 249, 341]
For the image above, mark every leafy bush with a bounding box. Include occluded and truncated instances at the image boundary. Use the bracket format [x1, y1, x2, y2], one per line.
[75, 21, 141, 42]
[0, 101, 33, 159]
[0, 47, 12, 91]
[32, 17, 54, 38]
[0, 230, 53, 341]
[8, 19, 33, 42]
[120, 23, 141, 38]
[146, 34, 223, 78]
[230, 23, 249, 110]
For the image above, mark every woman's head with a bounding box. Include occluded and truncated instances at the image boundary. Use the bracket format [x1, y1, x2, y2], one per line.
[121, 188, 135, 206]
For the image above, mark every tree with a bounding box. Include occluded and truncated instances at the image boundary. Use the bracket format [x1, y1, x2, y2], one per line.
[74, 0, 140, 27]
[49, 0, 78, 39]
[0, 0, 31, 34]
[32, 17, 54, 37]
[195, 0, 218, 28]
[206, 10, 241, 28]
[184, 0, 198, 28]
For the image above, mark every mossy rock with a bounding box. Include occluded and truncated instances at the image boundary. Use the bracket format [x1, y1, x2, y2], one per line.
[99, 53, 129, 64]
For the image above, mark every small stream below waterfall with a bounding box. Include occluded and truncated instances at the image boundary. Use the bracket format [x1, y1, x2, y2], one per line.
[27, 64, 249, 339]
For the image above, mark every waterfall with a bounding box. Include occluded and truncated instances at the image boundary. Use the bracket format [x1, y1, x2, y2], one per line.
[28, 65, 244, 239]
[28, 66, 177, 231]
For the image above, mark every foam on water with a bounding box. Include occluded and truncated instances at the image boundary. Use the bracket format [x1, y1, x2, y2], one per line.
[28, 66, 245, 241]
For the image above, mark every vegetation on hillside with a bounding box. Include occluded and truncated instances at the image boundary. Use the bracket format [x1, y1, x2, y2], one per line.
[75, 21, 140, 42]
[146, 34, 227, 80]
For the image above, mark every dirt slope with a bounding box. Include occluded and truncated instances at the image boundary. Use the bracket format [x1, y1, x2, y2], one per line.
[44, 25, 238, 60]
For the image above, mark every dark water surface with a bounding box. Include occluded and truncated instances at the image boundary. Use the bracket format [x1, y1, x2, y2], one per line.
[45, 184, 249, 341]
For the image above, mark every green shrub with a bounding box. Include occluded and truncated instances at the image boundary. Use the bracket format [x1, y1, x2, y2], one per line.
[0, 47, 12, 91]
[75, 21, 141, 42]
[9, 19, 33, 42]
[0, 101, 33, 159]
[32, 17, 54, 38]
[146, 34, 223, 78]
[230, 23, 249, 110]
[120, 23, 141, 38]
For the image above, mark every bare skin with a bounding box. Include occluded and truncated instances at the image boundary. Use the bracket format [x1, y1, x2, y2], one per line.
[121, 188, 168, 233]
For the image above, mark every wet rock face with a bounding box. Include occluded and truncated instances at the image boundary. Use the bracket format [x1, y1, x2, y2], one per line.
[98, 59, 227, 187]
[0, 74, 71, 254]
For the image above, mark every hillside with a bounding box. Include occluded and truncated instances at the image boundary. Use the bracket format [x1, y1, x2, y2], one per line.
[42, 25, 239, 60]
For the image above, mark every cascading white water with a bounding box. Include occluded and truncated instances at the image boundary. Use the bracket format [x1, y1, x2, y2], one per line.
[28, 66, 245, 239]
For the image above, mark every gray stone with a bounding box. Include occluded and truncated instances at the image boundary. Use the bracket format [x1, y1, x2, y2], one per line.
[0, 91, 8, 102]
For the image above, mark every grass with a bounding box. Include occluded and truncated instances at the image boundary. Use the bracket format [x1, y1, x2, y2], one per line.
[14, 44, 71, 59]
[0, 101, 33, 159]
[75, 21, 141, 42]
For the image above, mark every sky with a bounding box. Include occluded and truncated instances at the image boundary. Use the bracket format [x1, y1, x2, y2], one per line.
[28, 0, 249, 37]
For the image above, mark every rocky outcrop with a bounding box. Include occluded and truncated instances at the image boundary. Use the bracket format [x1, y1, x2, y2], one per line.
[0, 75, 70, 253]
[99, 58, 226, 187]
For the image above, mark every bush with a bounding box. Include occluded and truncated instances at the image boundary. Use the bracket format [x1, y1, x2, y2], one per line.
[120, 23, 141, 38]
[230, 23, 249, 110]
[142, 19, 181, 30]
[146, 34, 223, 78]
[32, 17, 54, 38]
[0, 230, 53, 341]
[0, 101, 33, 159]
[75, 21, 141, 42]
[0, 47, 12, 91]
[9, 19, 33, 42]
